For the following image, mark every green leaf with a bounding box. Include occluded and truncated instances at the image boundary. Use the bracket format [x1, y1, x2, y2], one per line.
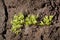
[49, 15, 53, 21]
[40, 21, 44, 26]
[43, 16, 48, 22]
[33, 20, 37, 24]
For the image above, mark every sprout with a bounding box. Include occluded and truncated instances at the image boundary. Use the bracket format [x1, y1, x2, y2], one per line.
[11, 12, 53, 35]
[25, 14, 38, 26]
[11, 12, 24, 35]
[40, 15, 53, 26]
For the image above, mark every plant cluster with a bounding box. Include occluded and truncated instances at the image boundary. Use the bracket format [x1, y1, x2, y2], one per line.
[25, 14, 38, 26]
[11, 12, 24, 35]
[11, 12, 53, 35]
[40, 15, 53, 26]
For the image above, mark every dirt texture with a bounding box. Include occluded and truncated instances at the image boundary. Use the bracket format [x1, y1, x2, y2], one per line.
[0, 0, 5, 40]
[0, 0, 60, 40]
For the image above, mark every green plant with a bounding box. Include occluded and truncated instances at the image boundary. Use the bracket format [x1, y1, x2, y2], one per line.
[40, 15, 53, 26]
[11, 12, 24, 35]
[25, 14, 38, 26]
[11, 12, 53, 35]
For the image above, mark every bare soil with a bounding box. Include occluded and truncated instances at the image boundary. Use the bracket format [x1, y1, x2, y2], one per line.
[0, 0, 60, 40]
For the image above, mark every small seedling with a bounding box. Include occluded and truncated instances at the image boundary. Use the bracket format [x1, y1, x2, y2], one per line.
[25, 14, 38, 26]
[11, 12, 24, 35]
[11, 12, 53, 35]
[40, 15, 53, 26]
